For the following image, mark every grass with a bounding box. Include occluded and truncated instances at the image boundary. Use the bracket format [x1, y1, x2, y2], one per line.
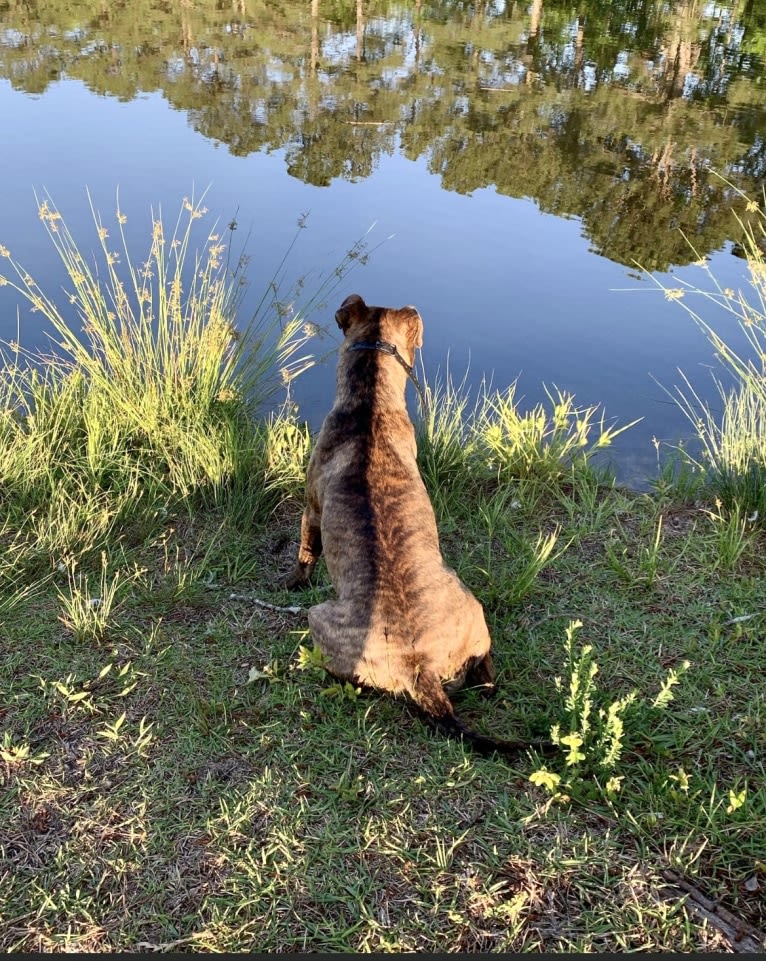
[1, 198, 765, 952]
[2, 480, 764, 952]
[0, 194, 349, 583]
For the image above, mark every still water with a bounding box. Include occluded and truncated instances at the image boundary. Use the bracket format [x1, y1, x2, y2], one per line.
[1, 0, 765, 486]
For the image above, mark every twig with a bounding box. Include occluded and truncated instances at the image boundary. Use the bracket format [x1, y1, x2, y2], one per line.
[723, 613, 762, 626]
[661, 869, 766, 953]
[228, 593, 303, 615]
[134, 937, 200, 952]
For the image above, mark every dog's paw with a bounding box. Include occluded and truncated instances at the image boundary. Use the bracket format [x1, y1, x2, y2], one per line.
[284, 565, 311, 590]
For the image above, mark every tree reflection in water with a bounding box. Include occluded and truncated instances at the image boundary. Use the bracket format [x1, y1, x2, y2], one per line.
[1, 0, 765, 270]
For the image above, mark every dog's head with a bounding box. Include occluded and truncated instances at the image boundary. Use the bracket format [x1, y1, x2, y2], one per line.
[335, 294, 423, 364]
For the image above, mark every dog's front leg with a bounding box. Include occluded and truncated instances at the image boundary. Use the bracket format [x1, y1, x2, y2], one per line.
[286, 504, 323, 588]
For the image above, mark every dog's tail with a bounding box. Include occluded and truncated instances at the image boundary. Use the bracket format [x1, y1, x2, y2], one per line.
[409, 670, 548, 759]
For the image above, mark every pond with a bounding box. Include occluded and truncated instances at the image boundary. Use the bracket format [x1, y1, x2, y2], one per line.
[1, 0, 765, 487]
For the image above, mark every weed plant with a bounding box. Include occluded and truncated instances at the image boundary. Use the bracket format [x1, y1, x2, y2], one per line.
[529, 619, 690, 804]
[416, 369, 480, 513]
[56, 553, 127, 645]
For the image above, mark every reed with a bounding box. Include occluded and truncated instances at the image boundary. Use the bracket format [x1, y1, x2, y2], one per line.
[0, 194, 344, 570]
[662, 187, 766, 518]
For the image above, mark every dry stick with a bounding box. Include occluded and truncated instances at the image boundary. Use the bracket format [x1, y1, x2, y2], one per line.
[135, 938, 199, 952]
[723, 612, 761, 625]
[228, 593, 303, 615]
[661, 869, 766, 953]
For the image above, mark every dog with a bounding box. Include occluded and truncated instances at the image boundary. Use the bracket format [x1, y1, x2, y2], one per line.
[287, 294, 536, 756]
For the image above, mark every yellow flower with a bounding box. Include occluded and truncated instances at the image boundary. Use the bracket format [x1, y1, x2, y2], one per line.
[605, 776, 623, 796]
[37, 201, 61, 223]
[529, 767, 561, 792]
[183, 198, 207, 219]
[726, 787, 747, 814]
[208, 243, 225, 269]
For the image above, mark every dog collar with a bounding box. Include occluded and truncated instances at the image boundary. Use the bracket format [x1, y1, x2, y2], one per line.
[346, 339, 426, 409]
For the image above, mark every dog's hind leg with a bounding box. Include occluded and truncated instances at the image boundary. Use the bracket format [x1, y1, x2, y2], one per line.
[466, 652, 497, 697]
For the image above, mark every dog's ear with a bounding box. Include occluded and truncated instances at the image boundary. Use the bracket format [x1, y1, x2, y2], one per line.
[400, 306, 423, 349]
[335, 294, 366, 333]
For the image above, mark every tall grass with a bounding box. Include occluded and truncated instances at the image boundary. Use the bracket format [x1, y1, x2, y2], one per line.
[417, 370, 636, 502]
[0, 194, 355, 571]
[476, 382, 637, 482]
[661, 187, 766, 518]
[416, 369, 482, 513]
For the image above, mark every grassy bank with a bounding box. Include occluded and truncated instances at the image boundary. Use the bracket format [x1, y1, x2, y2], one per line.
[1, 201, 764, 953]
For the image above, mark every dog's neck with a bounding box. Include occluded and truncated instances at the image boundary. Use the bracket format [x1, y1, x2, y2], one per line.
[345, 339, 425, 408]
[335, 342, 410, 415]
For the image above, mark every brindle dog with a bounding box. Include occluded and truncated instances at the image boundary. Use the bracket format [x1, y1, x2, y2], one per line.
[287, 294, 535, 756]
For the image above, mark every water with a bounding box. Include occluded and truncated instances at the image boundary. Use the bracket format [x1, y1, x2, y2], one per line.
[1, 0, 765, 487]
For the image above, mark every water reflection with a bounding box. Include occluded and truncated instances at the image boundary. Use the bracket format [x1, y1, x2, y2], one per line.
[1, 0, 765, 270]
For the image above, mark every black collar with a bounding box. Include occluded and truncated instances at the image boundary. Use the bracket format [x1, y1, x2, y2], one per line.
[346, 339, 426, 408]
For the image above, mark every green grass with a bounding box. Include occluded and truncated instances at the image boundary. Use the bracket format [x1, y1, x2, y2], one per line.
[1, 198, 765, 952]
[2, 485, 764, 952]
